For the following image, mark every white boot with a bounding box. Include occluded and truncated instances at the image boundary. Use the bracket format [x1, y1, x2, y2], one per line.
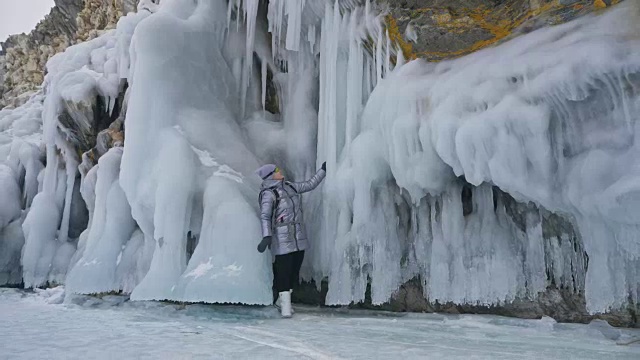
[278, 291, 292, 318]
[275, 290, 295, 314]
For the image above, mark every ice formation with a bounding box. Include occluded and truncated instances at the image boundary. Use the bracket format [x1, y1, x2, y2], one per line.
[0, 0, 639, 315]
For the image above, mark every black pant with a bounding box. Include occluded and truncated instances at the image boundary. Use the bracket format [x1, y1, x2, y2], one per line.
[274, 250, 305, 293]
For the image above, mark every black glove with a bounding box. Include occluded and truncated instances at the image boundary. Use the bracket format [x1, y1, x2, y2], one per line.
[257, 236, 272, 253]
[321, 162, 326, 172]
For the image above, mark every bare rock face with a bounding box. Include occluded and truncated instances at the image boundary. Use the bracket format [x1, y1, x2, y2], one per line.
[76, 0, 137, 42]
[54, 0, 85, 29]
[58, 96, 99, 152]
[0, 0, 142, 109]
[57, 83, 127, 159]
[385, 0, 625, 61]
[0, 1, 82, 108]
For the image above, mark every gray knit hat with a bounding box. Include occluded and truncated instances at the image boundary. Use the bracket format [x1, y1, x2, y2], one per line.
[255, 164, 277, 180]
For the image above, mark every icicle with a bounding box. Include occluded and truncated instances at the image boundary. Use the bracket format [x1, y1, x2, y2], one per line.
[267, 0, 278, 61]
[108, 96, 117, 116]
[375, 28, 383, 82]
[261, 59, 267, 111]
[365, 0, 371, 28]
[396, 45, 405, 68]
[240, 0, 260, 119]
[226, 0, 233, 30]
[285, 0, 306, 51]
[327, 0, 341, 168]
[57, 153, 78, 244]
[236, 0, 241, 32]
[244, 0, 260, 58]
[277, 0, 285, 45]
[308, 25, 316, 54]
[346, 8, 363, 147]
[363, 56, 372, 100]
[267, 0, 286, 62]
[385, 29, 392, 77]
[42, 91, 62, 195]
[267, 0, 275, 33]
[405, 22, 418, 43]
[317, 5, 329, 164]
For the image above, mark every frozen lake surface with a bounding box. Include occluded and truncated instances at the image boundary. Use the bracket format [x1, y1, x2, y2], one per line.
[0, 287, 639, 359]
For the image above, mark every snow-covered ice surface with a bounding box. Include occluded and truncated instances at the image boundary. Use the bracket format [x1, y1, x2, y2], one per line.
[0, 288, 639, 360]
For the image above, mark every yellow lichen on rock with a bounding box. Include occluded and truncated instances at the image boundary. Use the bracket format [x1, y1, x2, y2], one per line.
[432, 11, 453, 24]
[432, 10, 477, 34]
[465, 1, 558, 53]
[414, 2, 558, 60]
[594, 0, 607, 9]
[386, 0, 625, 62]
[385, 15, 417, 61]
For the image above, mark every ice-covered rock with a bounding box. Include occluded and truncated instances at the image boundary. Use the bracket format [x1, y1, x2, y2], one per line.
[0, 0, 639, 326]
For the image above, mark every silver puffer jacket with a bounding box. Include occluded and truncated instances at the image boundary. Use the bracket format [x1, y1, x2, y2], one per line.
[259, 169, 326, 256]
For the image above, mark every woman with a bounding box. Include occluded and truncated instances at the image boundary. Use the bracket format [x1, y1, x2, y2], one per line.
[255, 162, 326, 317]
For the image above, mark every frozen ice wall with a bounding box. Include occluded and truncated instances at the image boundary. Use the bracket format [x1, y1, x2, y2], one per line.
[0, 0, 639, 317]
[116, 0, 273, 304]
[313, 2, 640, 313]
[0, 93, 45, 286]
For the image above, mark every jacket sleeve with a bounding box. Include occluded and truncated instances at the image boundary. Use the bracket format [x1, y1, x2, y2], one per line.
[259, 190, 276, 237]
[288, 169, 326, 194]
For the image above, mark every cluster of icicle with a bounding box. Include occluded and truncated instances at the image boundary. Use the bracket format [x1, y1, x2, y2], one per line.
[309, 0, 640, 314]
[0, 0, 639, 315]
